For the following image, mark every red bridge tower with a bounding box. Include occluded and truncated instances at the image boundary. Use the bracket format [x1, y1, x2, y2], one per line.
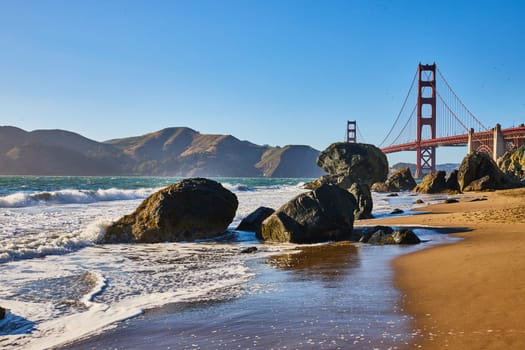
[416, 63, 437, 178]
[346, 120, 357, 143]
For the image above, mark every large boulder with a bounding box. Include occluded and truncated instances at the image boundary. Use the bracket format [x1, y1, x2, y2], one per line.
[385, 167, 417, 191]
[348, 183, 373, 219]
[413, 171, 447, 193]
[497, 145, 525, 181]
[258, 184, 357, 243]
[236, 207, 275, 238]
[316, 143, 388, 186]
[104, 178, 238, 243]
[445, 169, 461, 193]
[458, 151, 520, 191]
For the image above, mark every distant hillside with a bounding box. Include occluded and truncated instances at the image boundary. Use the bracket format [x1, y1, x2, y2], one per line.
[256, 145, 324, 177]
[0, 126, 129, 175]
[0, 126, 326, 178]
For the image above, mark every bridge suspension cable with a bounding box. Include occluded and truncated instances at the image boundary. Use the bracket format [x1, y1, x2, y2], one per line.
[378, 68, 418, 147]
[436, 67, 488, 132]
[389, 103, 416, 146]
[356, 124, 367, 143]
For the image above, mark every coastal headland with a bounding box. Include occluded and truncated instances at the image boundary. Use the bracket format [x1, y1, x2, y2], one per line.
[361, 187, 525, 349]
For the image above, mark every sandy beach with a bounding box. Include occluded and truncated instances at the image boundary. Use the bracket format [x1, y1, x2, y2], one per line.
[362, 187, 525, 349]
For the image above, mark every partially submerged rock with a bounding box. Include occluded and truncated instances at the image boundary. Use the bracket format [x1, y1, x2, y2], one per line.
[355, 226, 420, 245]
[240, 246, 258, 254]
[0, 306, 5, 320]
[392, 229, 421, 244]
[236, 206, 275, 238]
[258, 184, 356, 243]
[104, 178, 238, 243]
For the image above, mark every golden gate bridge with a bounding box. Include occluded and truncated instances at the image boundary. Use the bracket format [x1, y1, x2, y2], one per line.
[346, 63, 525, 178]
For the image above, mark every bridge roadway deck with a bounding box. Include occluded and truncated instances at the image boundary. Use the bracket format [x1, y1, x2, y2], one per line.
[381, 125, 525, 154]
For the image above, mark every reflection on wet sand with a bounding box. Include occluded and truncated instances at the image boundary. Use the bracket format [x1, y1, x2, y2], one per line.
[267, 242, 361, 282]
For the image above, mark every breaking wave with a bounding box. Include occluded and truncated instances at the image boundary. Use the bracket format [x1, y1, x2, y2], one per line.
[0, 188, 155, 208]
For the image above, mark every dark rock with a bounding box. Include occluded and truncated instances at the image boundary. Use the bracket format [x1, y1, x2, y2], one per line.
[469, 197, 487, 202]
[370, 182, 389, 192]
[444, 198, 459, 203]
[386, 167, 417, 191]
[458, 151, 520, 191]
[445, 169, 461, 193]
[316, 142, 388, 186]
[413, 171, 447, 193]
[0, 306, 5, 319]
[390, 208, 404, 214]
[303, 173, 355, 190]
[240, 246, 258, 254]
[414, 199, 424, 204]
[348, 183, 373, 220]
[387, 193, 399, 197]
[497, 145, 525, 181]
[392, 229, 421, 244]
[356, 226, 394, 243]
[367, 231, 395, 245]
[104, 178, 238, 243]
[236, 206, 275, 238]
[258, 184, 357, 243]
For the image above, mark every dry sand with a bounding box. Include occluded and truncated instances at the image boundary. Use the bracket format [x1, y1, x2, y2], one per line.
[362, 187, 525, 349]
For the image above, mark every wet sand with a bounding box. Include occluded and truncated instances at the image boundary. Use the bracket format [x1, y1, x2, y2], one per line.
[363, 187, 525, 349]
[61, 241, 430, 349]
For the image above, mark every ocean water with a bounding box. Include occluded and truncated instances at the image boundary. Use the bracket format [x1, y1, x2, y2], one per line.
[0, 176, 457, 349]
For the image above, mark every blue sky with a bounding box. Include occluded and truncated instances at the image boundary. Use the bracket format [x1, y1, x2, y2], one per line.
[1, 0, 524, 165]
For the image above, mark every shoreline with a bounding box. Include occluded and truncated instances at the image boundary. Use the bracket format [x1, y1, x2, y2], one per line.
[362, 187, 525, 349]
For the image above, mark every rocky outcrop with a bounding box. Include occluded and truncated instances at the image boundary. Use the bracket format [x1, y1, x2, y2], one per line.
[445, 169, 461, 193]
[413, 171, 447, 193]
[458, 151, 520, 191]
[392, 228, 421, 244]
[258, 184, 356, 243]
[371, 167, 417, 192]
[348, 183, 373, 219]
[353, 226, 420, 245]
[104, 178, 238, 243]
[236, 207, 275, 238]
[370, 182, 390, 192]
[316, 143, 388, 186]
[497, 145, 525, 181]
[355, 226, 393, 243]
[385, 167, 417, 191]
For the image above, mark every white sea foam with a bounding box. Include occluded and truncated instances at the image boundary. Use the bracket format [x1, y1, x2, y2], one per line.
[0, 188, 155, 208]
[0, 180, 454, 350]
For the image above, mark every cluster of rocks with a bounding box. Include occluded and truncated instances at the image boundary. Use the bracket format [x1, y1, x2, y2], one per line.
[104, 142, 421, 246]
[412, 151, 522, 194]
[305, 142, 388, 219]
